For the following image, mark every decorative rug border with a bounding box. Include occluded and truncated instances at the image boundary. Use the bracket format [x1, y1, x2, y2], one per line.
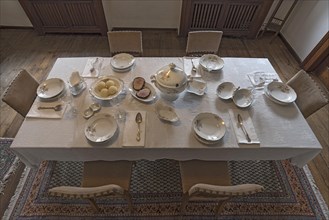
[303, 165, 329, 220]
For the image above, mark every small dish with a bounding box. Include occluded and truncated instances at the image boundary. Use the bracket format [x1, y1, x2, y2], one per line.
[83, 103, 102, 119]
[90, 103, 101, 112]
[84, 113, 117, 143]
[192, 112, 226, 142]
[186, 78, 207, 96]
[155, 102, 179, 123]
[232, 88, 253, 108]
[216, 82, 236, 100]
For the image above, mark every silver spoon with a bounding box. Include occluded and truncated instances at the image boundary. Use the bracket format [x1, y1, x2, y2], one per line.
[135, 112, 142, 141]
[237, 114, 251, 142]
[38, 104, 62, 111]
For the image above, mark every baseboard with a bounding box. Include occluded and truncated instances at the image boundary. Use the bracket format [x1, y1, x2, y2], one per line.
[0, 25, 33, 29]
[111, 27, 178, 32]
[278, 33, 302, 64]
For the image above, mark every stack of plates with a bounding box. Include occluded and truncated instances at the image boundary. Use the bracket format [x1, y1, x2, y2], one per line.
[192, 112, 226, 145]
[264, 81, 297, 105]
[37, 78, 66, 101]
[199, 54, 224, 72]
[110, 53, 135, 72]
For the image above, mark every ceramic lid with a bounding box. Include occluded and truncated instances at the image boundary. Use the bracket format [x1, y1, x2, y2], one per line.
[155, 63, 187, 88]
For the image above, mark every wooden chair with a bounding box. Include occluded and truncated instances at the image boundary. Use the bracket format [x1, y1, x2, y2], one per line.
[287, 70, 328, 118]
[49, 160, 134, 213]
[2, 69, 39, 117]
[107, 31, 143, 56]
[179, 160, 264, 216]
[186, 31, 223, 56]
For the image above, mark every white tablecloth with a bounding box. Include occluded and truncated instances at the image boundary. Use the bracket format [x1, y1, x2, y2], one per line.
[11, 57, 322, 168]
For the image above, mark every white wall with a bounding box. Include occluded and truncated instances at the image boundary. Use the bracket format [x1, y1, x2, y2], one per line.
[102, 0, 182, 30]
[0, 0, 32, 26]
[281, 0, 328, 61]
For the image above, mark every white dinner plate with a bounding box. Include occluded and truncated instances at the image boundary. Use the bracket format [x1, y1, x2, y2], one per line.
[110, 53, 135, 70]
[128, 81, 157, 103]
[216, 82, 236, 100]
[192, 112, 226, 141]
[84, 113, 118, 143]
[199, 54, 224, 71]
[37, 78, 65, 99]
[264, 85, 289, 105]
[192, 129, 221, 145]
[267, 81, 297, 104]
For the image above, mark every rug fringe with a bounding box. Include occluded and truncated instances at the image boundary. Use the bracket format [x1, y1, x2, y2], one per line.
[303, 165, 329, 220]
[2, 167, 31, 220]
[0, 157, 23, 194]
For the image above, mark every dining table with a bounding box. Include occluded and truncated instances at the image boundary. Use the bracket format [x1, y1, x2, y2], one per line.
[10, 56, 322, 168]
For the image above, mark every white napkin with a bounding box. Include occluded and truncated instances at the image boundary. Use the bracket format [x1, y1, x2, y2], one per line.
[122, 111, 146, 147]
[228, 109, 260, 145]
[81, 57, 102, 77]
[27, 101, 67, 119]
[183, 57, 202, 77]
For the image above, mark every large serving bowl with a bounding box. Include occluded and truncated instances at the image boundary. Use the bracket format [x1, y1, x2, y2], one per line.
[150, 63, 191, 100]
[89, 76, 124, 101]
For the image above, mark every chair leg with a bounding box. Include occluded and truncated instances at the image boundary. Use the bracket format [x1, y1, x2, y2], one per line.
[87, 198, 100, 212]
[215, 200, 229, 217]
[124, 191, 133, 214]
[180, 193, 189, 216]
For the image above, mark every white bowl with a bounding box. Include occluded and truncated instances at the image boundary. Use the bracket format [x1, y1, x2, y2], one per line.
[89, 76, 124, 101]
[232, 88, 253, 108]
[216, 82, 236, 100]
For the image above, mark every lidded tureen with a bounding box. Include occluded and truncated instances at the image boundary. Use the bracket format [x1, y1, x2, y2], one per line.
[150, 63, 191, 100]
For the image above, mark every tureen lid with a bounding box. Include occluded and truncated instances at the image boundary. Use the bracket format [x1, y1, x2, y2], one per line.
[155, 63, 187, 88]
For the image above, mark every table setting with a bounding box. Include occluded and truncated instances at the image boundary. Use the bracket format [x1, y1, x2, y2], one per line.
[10, 56, 322, 168]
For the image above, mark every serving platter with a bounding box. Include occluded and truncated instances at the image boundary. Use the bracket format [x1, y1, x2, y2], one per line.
[84, 113, 117, 143]
[192, 112, 226, 142]
[37, 78, 65, 99]
[199, 54, 224, 71]
[128, 81, 157, 103]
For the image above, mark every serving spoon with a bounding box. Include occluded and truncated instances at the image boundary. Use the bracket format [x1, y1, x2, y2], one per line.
[38, 104, 62, 111]
[135, 112, 142, 141]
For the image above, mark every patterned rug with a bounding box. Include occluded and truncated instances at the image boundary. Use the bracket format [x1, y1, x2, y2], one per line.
[2, 145, 328, 219]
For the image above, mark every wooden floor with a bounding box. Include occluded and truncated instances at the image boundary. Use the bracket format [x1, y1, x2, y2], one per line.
[0, 28, 328, 206]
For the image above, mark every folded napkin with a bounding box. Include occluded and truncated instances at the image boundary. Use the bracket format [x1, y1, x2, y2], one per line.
[228, 109, 260, 145]
[122, 111, 146, 147]
[27, 101, 67, 119]
[81, 57, 103, 77]
[183, 57, 202, 77]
